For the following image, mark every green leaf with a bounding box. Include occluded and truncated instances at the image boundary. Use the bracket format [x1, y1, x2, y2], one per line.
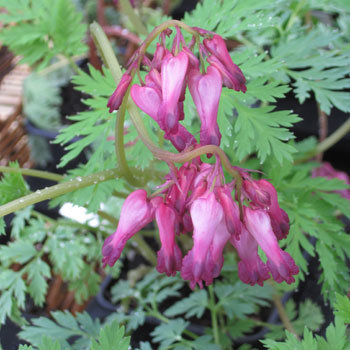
[266, 299, 324, 340]
[0, 162, 28, 206]
[0, 241, 37, 264]
[164, 290, 208, 319]
[215, 281, 273, 319]
[0, 0, 87, 69]
[230, 100, 300, 164]
[11, 206, 33, 239]
[27, 259, 51, 306]
[334, 293, 350, 323]
[151, 319, 189, 348]
[91, 321, 130, 350]
[19, 311, 101, 349]
[0, 290, 13, 324]
[262, 317, 349, 350]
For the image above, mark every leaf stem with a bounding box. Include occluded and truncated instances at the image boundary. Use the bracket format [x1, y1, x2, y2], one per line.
[90, 22, 141, 187]
[316, 103, 328, 162]
[208, 284, 220, 346]
[272, 293, 299, 338]
[119, 0, 148, 36]
[0, 166, 63, 182]
[132, 235, 157, 266]
[295, 117, 350, 163]
[0, 168, 121, 218]
[316, 117, 350, 155]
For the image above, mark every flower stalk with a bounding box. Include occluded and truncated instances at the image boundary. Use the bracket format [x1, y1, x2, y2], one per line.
[0, 166, 64, 182]
[0, 168, 121, 218]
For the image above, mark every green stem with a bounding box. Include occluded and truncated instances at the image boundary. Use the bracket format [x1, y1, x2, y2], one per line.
[295, 117, 350, 163]
[120, 0, 148, 36]
[285, 0, 306, 32]
[317, 117, 350, 154]
[97, 210, 118, 226]
[90, 22, 141, 187]
[131, 235, 157, 266]
[0, 168, 121, 218]
[208, 284, 220, 346]
[146, 311, 197, 339]
[66, 55, 83, 75]
[0, 166, 63, 182]
[272, 293, 299, 338]
[38, 54, 86, 76]
[115, 88, 141, 186]
[90, 22, 123, 82]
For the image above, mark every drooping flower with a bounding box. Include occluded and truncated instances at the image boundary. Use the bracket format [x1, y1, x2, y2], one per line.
[243, 178, 290, 240]
[107, 73, 132, 112]
[188, 65, 222, 147]
[231, 227, 270, 286]
[203, 34, 246, 92]
[157, 51, 189, 134]
[244, 207, 299, 284]
[181, 191, 224, 289]
[102, 189, 154, 267]
[155, 202, 182, 276]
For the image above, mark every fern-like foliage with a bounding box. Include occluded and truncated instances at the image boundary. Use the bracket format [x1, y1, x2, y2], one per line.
[0, 0, 87, 69]
[19, 312, 130, 350]
[262, 317, 349, 350]
[261, 152, 350, 300]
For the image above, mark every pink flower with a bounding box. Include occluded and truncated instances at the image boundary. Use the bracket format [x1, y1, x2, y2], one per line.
[130, 84, 161, 120]
[231, 227, 270, 286]
[216, 185, 242, 239]
[204, 34, 246, 92]
[312, 162, 350, 200]
[210, 218, 231, 279]
[155, 203, 182, 276]
[181, 191, 224, 289]
[158, 51, 189, 134]
[243, 179, 290, 240]
[188, 66, 222, 146]
[244, 207, 298, 284]
[107, 73, 132, 112]
[102, 189, 154, 267]
[164, 124, 197, 152]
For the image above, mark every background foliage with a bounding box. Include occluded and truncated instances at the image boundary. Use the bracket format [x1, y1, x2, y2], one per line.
[0, 0, 349, 349]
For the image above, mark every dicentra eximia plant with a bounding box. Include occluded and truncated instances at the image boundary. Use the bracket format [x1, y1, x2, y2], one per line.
[101, 21, 299, 289]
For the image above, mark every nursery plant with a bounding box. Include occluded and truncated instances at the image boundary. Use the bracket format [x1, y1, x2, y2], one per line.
[0, 0, 349, 349]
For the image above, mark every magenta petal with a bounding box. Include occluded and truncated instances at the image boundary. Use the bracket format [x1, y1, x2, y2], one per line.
[188, 66, 222, 147]
[267, 250, 299, 284]
[244, 207, 298, 284]
[107, 74, 132, 112]
[231, 227, 270, 286]
[245, 179, 289, 240]
[155, 203, 182, 276]
[204, 35, 246, 92]
[210, 219, 231, 278]
[102, 189, 154, 267]
[216, 185, 242, 239]
[158, 51, 189, 133]
[130, 84, 161, 120]
[181, 192, 224, 289]
[207, 55, 246, 92]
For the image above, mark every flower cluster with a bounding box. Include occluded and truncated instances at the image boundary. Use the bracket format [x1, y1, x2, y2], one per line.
[107, 26, 246, 151]
[103, 159, 299, 289]
[104, 24, 298, 289]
